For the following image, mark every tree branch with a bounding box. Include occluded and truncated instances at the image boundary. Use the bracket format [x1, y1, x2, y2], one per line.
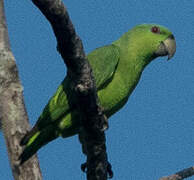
[0, 1, 42, 180]
[159, 167, 194, 180]
[31, 0, 110, 179]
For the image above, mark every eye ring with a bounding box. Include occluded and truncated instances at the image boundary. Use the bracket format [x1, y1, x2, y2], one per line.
[151, 26, 160, 34]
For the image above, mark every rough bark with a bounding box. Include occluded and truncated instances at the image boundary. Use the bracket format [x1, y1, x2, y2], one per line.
[31, 0, 110, 179]
[159, 167, 194, 180]
[0, 1, 42, 179]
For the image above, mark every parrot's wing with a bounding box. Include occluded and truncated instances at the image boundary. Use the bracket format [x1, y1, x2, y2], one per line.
[88, 44, 120, 89]
[20, 44, 120, 146]
[38, 44, 120, 125]
[47, 44, 120, 122]
[46, 44, 120, 122]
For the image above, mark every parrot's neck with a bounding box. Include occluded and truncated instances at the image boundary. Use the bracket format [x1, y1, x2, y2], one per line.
[113, 41, 153, 95]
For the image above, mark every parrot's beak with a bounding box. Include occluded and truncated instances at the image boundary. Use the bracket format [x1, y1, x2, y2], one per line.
[164, 35, 176, 60]
[154, 34, 176, 60]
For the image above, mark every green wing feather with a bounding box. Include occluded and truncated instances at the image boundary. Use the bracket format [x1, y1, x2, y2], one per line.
[20, 44, 120, 146]
[35, 44, 120, 130]
[19, 44, 120, 163]
[88, 44, 119, 88]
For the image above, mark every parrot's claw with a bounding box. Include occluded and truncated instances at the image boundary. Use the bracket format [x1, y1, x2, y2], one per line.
[107, 162, 113, 178]
[81, 161, 113, 178]
[81, 162, 87, 172]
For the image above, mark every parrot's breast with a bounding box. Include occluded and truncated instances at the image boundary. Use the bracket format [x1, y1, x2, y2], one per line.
[97, 67, 142, 118]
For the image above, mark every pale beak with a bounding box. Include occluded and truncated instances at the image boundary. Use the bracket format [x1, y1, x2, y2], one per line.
[154, 34, 176, 60]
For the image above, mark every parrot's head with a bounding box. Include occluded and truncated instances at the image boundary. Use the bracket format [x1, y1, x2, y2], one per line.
[118, 24, 176, 63]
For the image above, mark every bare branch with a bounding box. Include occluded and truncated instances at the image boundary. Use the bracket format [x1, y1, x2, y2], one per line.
[0, 0, 42, 179]
[159, 167, 194, 180]
[31, 0, 110, 179]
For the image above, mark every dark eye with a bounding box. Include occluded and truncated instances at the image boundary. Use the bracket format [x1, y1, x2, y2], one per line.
[151, 26, 160, 34]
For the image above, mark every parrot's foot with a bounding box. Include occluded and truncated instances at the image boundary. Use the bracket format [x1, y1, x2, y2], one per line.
[81, 161, 113, 178]
[81, 163, 87, 172]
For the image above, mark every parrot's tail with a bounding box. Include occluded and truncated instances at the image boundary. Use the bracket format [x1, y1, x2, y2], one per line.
[20, 126, 39, 146]
[19, 124, 57, 165]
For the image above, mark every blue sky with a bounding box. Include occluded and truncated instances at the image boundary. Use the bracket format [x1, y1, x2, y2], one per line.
[1, 1, 194, 179]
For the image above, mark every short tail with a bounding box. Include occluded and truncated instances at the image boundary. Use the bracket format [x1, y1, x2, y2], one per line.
[19, 124, 57, 165]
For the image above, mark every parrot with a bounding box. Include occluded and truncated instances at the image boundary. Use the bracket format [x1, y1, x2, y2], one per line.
[19, 24, 176, 164]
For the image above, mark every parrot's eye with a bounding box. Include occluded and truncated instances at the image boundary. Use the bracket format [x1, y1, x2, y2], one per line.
[151, 26, 160, 34]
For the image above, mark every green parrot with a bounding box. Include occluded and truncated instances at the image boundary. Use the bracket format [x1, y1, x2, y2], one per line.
[19, 24, 176, 164]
